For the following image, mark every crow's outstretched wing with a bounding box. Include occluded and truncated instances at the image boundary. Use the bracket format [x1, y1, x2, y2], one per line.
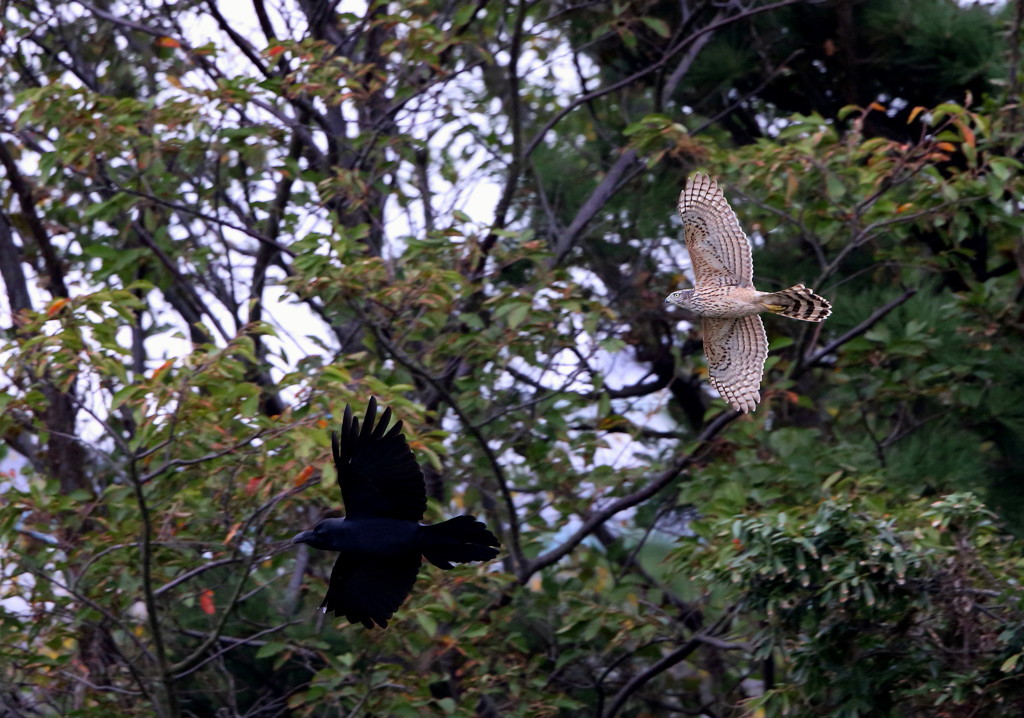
[321, 551, 421, 629]
[332, 397, 427, 521]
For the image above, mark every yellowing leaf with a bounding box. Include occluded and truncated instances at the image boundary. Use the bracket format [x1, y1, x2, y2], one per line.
[46, 298, 69, 317]
[224, 522, 241, 544]
[294, 465, 314, 486]
[907, 106, 927, 124]
[151, 359, 173, 380]
[959, 123, 976, 148]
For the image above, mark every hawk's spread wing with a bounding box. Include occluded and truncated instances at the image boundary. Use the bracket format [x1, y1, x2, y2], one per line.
[702, 315, 768, 413]
[332, 398, 427, 521]
[678, 174, 754, 288]
[321, 551, 421, 629]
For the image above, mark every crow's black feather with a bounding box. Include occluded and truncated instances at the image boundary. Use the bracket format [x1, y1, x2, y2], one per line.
[332, 396, 426, 521]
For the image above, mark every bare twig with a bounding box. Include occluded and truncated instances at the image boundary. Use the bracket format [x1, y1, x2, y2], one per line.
[472, 0, 529, 277]
[127, 457, 179, 718]
[140, 429, 267, 483]
[153, 558, 246, 597]
[602, 609, 738, 718]
[173, 621, 305, 680]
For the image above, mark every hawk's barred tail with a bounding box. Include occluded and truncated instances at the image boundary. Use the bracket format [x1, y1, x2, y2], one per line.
[761, 284, 832, 322]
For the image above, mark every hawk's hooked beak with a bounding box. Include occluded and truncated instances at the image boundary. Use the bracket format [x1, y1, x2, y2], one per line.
[291, 530, 315, 546]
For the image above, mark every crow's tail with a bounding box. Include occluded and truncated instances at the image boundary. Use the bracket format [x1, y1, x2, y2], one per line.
[760, 284, 832, 322]
[419, 515, 501, 570]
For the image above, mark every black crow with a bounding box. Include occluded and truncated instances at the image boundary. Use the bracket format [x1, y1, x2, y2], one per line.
[292, 398, 501, 628]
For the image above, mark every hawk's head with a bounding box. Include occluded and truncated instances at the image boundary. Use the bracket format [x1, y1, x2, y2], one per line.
[665, 289, 694, 309]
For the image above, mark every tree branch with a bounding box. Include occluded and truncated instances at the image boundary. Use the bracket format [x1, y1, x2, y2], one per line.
[127, 456, 180, 718]
[518, 408, 738, 583]
[0, 134, 68, 298]
[800, 288, 917, 370]
[0, 212, 33, 319]
[602, 610, 737, 718]
[549, 148, 643, 266]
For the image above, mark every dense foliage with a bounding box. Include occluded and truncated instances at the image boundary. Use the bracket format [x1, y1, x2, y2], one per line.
[2, 1, 1023, 716]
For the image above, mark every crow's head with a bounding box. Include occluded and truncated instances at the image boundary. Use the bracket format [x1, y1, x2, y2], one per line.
[292, 518, 347, 551]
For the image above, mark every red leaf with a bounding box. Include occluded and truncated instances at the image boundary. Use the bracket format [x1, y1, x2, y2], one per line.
[245, 476, 263, 497]
[199, 589, 215, 615]
[156, 37, 180, 48]
[266, 45, 285, 57]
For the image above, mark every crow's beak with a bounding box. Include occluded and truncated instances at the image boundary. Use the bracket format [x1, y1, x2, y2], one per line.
[291, 530, 314, 545]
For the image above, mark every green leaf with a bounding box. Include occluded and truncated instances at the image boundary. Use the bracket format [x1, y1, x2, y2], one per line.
[641, 17, 671, 38]
[825, 175, 845, 201]
[506, 303, 529, 328]
[255, 642, 290, 659]
[415, 612, 438, 636]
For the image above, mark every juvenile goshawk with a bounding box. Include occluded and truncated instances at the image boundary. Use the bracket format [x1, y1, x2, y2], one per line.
[665, 174, 832, 413]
